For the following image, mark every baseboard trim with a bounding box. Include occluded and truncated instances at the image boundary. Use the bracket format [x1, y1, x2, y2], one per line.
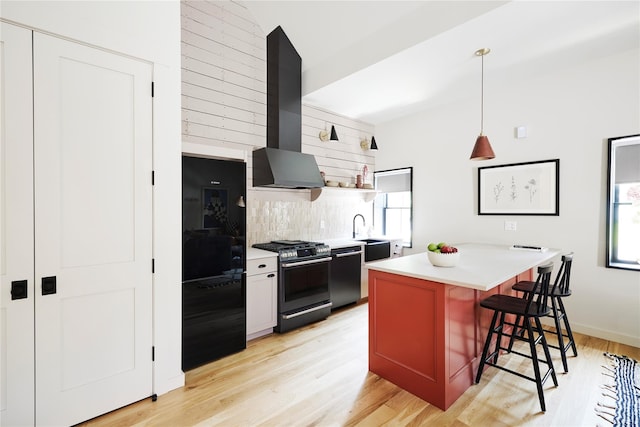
[247, 328, 274, 341]
[571, 322, 640, 348]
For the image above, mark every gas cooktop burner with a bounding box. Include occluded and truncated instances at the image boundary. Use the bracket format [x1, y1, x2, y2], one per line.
[253, 240, 323, 251]
[271, 240, 314, 246]
[252, 240, 331, 261]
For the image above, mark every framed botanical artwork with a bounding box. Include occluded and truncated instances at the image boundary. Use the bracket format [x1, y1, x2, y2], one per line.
[478, 159, 559, 215]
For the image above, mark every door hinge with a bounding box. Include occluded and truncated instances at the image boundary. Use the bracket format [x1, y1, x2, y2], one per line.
[152, 258, 155, 273]
[152, 346, 155, 361]
[152, 170, 155, 185]
[151, 81, 155, 97]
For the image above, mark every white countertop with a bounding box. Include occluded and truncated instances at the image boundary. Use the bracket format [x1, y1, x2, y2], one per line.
[246, 247, 279, 260]
[365, 243, 560, 291]
[247, 240, 364, 258]
[323, 238, 366, 250]
[247, 237, 397, 257]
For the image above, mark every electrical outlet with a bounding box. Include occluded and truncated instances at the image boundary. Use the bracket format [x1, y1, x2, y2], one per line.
[320, 220, 325, 229]
[515, 126, 528, 139]
[504, 221, 517, 231]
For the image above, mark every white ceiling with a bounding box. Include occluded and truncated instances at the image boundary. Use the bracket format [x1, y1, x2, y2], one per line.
[240, 1, 640, 125]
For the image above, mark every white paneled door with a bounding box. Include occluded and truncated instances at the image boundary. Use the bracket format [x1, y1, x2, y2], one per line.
[1, 23, 154, 427]
[0, 22, 35, 427]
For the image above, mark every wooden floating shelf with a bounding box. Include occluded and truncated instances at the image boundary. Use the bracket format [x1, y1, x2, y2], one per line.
[310, 187, 377, 202]
[249, 186, 377, 202]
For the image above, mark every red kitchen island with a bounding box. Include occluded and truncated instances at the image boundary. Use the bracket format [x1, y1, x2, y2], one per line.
[366, 243, 558, 410]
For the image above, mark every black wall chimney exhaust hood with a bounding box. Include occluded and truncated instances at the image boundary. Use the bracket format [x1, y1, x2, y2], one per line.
[252, 26, 324, 189]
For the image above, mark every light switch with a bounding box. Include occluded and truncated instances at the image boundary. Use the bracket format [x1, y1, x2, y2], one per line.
[504, 221, 517, 231]
[515, 126, 527, 139]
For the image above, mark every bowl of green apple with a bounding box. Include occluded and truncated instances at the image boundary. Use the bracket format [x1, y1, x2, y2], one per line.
[427, 242, 460, 267]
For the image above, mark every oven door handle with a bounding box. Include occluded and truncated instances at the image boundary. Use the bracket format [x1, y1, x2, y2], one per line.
[282, 302, 333, 319]
[281, 256, 333, 268]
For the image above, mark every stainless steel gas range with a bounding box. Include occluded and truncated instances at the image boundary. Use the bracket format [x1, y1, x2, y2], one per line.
[252, 240, 332, 332]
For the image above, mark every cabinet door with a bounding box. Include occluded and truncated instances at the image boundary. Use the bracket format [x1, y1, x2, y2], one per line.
[247, 272, 277, 335]
[0, 22, 35, 427]
[33, 33, 153, 426]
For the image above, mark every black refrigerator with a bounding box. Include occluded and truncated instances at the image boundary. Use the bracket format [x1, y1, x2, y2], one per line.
[182, 156, 246, 371]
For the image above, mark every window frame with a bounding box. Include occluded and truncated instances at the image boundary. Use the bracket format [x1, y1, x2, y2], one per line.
[606, 134, 640, 271]
[373, 167, 413, 248]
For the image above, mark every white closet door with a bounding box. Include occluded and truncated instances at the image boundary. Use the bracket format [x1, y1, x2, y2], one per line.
[33, 33, 153, 426]
[0, 22, 35, 427]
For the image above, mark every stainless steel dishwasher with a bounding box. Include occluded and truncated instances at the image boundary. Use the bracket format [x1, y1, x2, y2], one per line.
[330, 245, 363, 309]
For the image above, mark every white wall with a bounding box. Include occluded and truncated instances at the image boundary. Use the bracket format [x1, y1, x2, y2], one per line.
[376, 47, 640, 347]
[1, 0, 184, 395]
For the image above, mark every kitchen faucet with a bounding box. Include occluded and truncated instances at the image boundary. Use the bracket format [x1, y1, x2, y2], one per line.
[352, 214, 365, 238]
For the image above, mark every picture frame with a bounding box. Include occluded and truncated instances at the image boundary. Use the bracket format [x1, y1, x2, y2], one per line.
[478, 159, 559, 215]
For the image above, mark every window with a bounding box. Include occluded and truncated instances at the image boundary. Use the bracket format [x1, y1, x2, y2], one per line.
[373, 167, 412, 247]
[606, 134, 640, 270]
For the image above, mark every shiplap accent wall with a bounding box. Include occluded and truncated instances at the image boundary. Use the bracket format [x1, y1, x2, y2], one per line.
[303, 105, 376, 185]
[181, 0, 377, 243]
[181, 0, 266, 154]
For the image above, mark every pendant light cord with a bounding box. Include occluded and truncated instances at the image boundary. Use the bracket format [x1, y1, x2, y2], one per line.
[480, 53, 484, 135]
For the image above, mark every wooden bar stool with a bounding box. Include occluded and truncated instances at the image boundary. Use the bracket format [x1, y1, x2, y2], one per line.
[511, 253, 576, 373]
[475, 263, 557, 412]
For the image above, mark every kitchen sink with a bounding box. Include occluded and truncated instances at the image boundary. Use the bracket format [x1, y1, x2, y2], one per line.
[357, 239, 391, 262]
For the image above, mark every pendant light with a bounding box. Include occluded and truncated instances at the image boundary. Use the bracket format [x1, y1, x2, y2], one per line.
[470, 48, 495, 160]
[370, 136, 378, 150]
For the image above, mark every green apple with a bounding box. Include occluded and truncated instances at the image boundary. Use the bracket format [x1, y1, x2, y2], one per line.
[437, 242, 447, 249]
[428, 243, 438, 252]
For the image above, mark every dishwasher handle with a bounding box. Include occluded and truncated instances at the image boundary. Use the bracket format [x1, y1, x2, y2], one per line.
[334, 250, 363, 258]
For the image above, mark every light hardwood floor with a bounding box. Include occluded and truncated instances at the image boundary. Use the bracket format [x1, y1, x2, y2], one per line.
[81, 302, 639, 426]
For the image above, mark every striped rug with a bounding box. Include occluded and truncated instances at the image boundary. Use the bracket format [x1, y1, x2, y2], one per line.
[596, 353, 640, 427]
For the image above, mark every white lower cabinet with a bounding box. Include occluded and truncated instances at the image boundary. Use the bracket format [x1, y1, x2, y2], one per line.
[246, 256, 278, 339]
